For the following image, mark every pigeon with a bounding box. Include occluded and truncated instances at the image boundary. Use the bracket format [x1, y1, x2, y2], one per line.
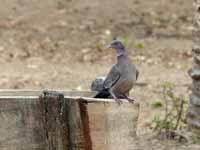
[94, 40, 139, 104]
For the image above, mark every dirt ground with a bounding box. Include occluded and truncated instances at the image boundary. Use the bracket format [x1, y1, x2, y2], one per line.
[0, 0, 199, 149]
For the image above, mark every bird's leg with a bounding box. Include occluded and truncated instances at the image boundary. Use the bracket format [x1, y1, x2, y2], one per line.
[123, 94, 135, 103]
[109, 90, 122, 105]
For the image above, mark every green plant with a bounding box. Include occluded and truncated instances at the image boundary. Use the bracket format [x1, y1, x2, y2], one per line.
[151, 100, 163, 109]
[152, 115, 175, 131]
[192, 135, 200, 144]
[151, 81, 187, 139]
[135, 43, 144, 49]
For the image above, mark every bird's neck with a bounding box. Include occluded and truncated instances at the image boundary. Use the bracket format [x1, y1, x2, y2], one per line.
[117, 52, 128, 64]
[116, 48, 126, 57]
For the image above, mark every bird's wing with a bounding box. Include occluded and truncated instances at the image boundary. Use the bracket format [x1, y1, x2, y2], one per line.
[136, 68, 139, 80]
[103, 65, 120, 89]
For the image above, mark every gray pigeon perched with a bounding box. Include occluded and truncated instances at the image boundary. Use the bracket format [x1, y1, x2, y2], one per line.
[94, 40, 139, 104]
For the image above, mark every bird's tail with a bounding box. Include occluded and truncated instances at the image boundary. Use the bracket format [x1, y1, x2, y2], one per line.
[94, 89, 111, 98]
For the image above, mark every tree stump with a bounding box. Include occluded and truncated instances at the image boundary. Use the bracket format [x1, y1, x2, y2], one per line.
[0, 90, 139, 150]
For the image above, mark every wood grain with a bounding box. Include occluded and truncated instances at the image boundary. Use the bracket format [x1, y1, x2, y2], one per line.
[0, 90, 139, 150]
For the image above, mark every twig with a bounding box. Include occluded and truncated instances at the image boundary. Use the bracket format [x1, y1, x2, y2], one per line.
[175, 98, 184, 130]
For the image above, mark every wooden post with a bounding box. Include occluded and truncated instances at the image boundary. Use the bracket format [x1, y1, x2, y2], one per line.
[86, 100, 139, 150]
[0, 90, 139, 150]
[65, 98, 85, 150]
[38, 91, 67, 150]
[0, 97, 48, 150]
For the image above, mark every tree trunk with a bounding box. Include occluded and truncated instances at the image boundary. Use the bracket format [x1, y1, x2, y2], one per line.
[187, 0, 200, 135]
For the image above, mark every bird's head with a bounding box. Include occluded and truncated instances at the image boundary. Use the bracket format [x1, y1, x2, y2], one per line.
[107, 40, 126, 56]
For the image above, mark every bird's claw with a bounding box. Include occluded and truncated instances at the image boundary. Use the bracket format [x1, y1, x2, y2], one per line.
[127, 98, 134, 103]
[115, 98, 122, 105]
[124, 95, 135, 103]
[114, 95, 135, 104]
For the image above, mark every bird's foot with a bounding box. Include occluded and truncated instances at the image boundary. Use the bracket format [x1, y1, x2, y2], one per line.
[109, 90, 122, 105]
[127, 97, 135, 103]
[115, 98, 122, 105]
[123, 95, 135, 103]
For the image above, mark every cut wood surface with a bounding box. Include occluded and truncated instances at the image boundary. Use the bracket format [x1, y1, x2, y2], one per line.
[0, 89, 97, 97]
[0, 90, 139, 150]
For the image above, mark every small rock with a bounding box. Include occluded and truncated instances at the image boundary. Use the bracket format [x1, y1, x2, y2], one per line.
[83, 54, 92, 62]
[76, 86, 82, 91]
[105, 29, 111, 36]
[0, 46, 5, 52]
[27, 64, 38, 69]
[81, 48, 91, 54]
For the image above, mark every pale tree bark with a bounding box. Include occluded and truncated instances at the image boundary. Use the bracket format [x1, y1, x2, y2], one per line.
[187, 0, 200, 135]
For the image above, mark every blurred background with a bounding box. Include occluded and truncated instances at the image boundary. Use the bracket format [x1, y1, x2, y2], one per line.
[0, 0, 197, 149]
